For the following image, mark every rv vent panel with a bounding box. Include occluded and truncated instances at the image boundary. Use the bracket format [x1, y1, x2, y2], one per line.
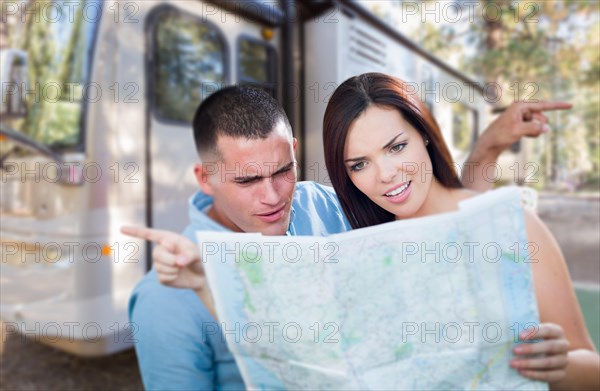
[348, 24, 387, 69]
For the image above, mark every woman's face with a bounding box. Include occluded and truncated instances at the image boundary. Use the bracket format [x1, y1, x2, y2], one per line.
[344, 105, 433, 219]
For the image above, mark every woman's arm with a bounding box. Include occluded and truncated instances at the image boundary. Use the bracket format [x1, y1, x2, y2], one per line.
[462, 101, 571, 191]
[515, 209, 599, 390]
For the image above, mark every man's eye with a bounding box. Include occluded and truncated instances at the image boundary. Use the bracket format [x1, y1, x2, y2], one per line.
[350, 162, 366, 172]
[235, 178, 259, 185]
[390, 143, 407, 153]
[272, 164, 297, 179]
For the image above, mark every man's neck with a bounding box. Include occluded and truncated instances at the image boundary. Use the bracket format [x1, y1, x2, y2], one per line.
[206, 206, 243, 232]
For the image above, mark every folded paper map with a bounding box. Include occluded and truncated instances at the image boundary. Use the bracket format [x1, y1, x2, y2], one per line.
[199, 187, 546, 390]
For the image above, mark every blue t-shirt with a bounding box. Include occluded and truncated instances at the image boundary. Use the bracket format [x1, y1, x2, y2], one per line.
[129, 182, 350, 390]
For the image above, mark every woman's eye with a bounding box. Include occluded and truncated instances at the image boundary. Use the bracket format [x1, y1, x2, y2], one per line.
[390, 143, 407, 153]
[350, 162, 366, 172]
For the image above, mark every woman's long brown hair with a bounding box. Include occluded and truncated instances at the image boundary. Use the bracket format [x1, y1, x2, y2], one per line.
[323, 73, 462, 229]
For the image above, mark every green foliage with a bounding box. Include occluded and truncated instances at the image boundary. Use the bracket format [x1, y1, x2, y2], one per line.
[4, 0, 91, 149]
[409, 0, 599, 190]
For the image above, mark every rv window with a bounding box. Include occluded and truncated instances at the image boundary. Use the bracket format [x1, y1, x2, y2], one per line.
[1, 0, 101, 152]
[453, 103, 478, 154]
[238, 37, 276, 98]
[152, 9, 227, 123]
[422, 65, 435, 114]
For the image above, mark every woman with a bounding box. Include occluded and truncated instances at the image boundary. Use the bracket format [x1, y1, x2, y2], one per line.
[323, 73, 599, 390]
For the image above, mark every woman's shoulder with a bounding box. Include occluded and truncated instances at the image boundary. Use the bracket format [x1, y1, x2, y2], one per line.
[452, 186, 538, 209]
[449, 187, 481, 203]
[522, 205, 557, 252]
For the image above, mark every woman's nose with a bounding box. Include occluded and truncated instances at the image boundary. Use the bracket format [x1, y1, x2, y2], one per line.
[377, 161, 397, 183]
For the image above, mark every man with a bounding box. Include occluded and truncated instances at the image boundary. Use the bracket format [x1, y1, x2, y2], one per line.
[123, 86, 570, 390]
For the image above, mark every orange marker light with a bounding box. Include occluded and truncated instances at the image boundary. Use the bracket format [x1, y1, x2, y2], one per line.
[102, 245, 112, 256]
[261, 28, 274, 41]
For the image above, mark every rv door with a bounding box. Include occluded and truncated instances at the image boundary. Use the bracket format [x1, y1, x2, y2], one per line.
[144, 1, 279, 242]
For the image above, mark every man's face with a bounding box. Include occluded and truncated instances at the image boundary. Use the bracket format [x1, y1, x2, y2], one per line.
[196, 120, 298, 236]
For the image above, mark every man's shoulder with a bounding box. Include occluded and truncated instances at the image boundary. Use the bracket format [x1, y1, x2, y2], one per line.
[294, 181, 339, 203]
[186, 191, 228, 234]
[290, 181, 350, 235]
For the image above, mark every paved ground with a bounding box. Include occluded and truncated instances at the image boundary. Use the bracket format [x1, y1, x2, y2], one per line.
[1, 194, 598, 390]
[537, 194, 600, 349]
[0, 331, 143, 390]
[537, 194, 600, 285]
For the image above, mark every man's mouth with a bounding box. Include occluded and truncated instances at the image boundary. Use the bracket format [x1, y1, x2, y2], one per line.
[255, 205, 286, 223]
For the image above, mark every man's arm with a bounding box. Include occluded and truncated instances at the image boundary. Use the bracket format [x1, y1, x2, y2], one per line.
[129, 272, 218, 390]
[121, 226, 217, 318]
[462, 101, 572, 191]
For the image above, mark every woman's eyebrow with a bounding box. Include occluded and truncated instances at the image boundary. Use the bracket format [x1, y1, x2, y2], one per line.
[345, 132, 406, 163]
[382, 132, 405, 150]
[344, 156, 365, 163]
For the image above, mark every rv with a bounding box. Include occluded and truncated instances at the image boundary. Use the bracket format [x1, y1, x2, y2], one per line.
[1, 0, 494, 356]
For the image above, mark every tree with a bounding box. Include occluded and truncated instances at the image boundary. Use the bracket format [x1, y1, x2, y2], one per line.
[406, 0, 599, 190]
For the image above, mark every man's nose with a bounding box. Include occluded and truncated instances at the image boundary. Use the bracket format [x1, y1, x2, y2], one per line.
[259, 180, 280, 205]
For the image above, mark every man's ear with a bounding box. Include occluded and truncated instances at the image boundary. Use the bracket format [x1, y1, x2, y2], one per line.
[293, 137, 298, 156]
[194, 163, 215, 196]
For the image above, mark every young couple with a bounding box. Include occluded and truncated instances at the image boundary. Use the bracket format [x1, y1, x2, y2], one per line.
[123, 74, 598, 390]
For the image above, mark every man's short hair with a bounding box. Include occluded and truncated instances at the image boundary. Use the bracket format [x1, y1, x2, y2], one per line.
[192, 86, 292, 158]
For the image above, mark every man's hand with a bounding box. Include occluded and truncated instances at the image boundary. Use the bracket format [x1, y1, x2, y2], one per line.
[121, 226, 217, 318]
[463, 101, 572, 191]
[511, 323, 569, 384]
